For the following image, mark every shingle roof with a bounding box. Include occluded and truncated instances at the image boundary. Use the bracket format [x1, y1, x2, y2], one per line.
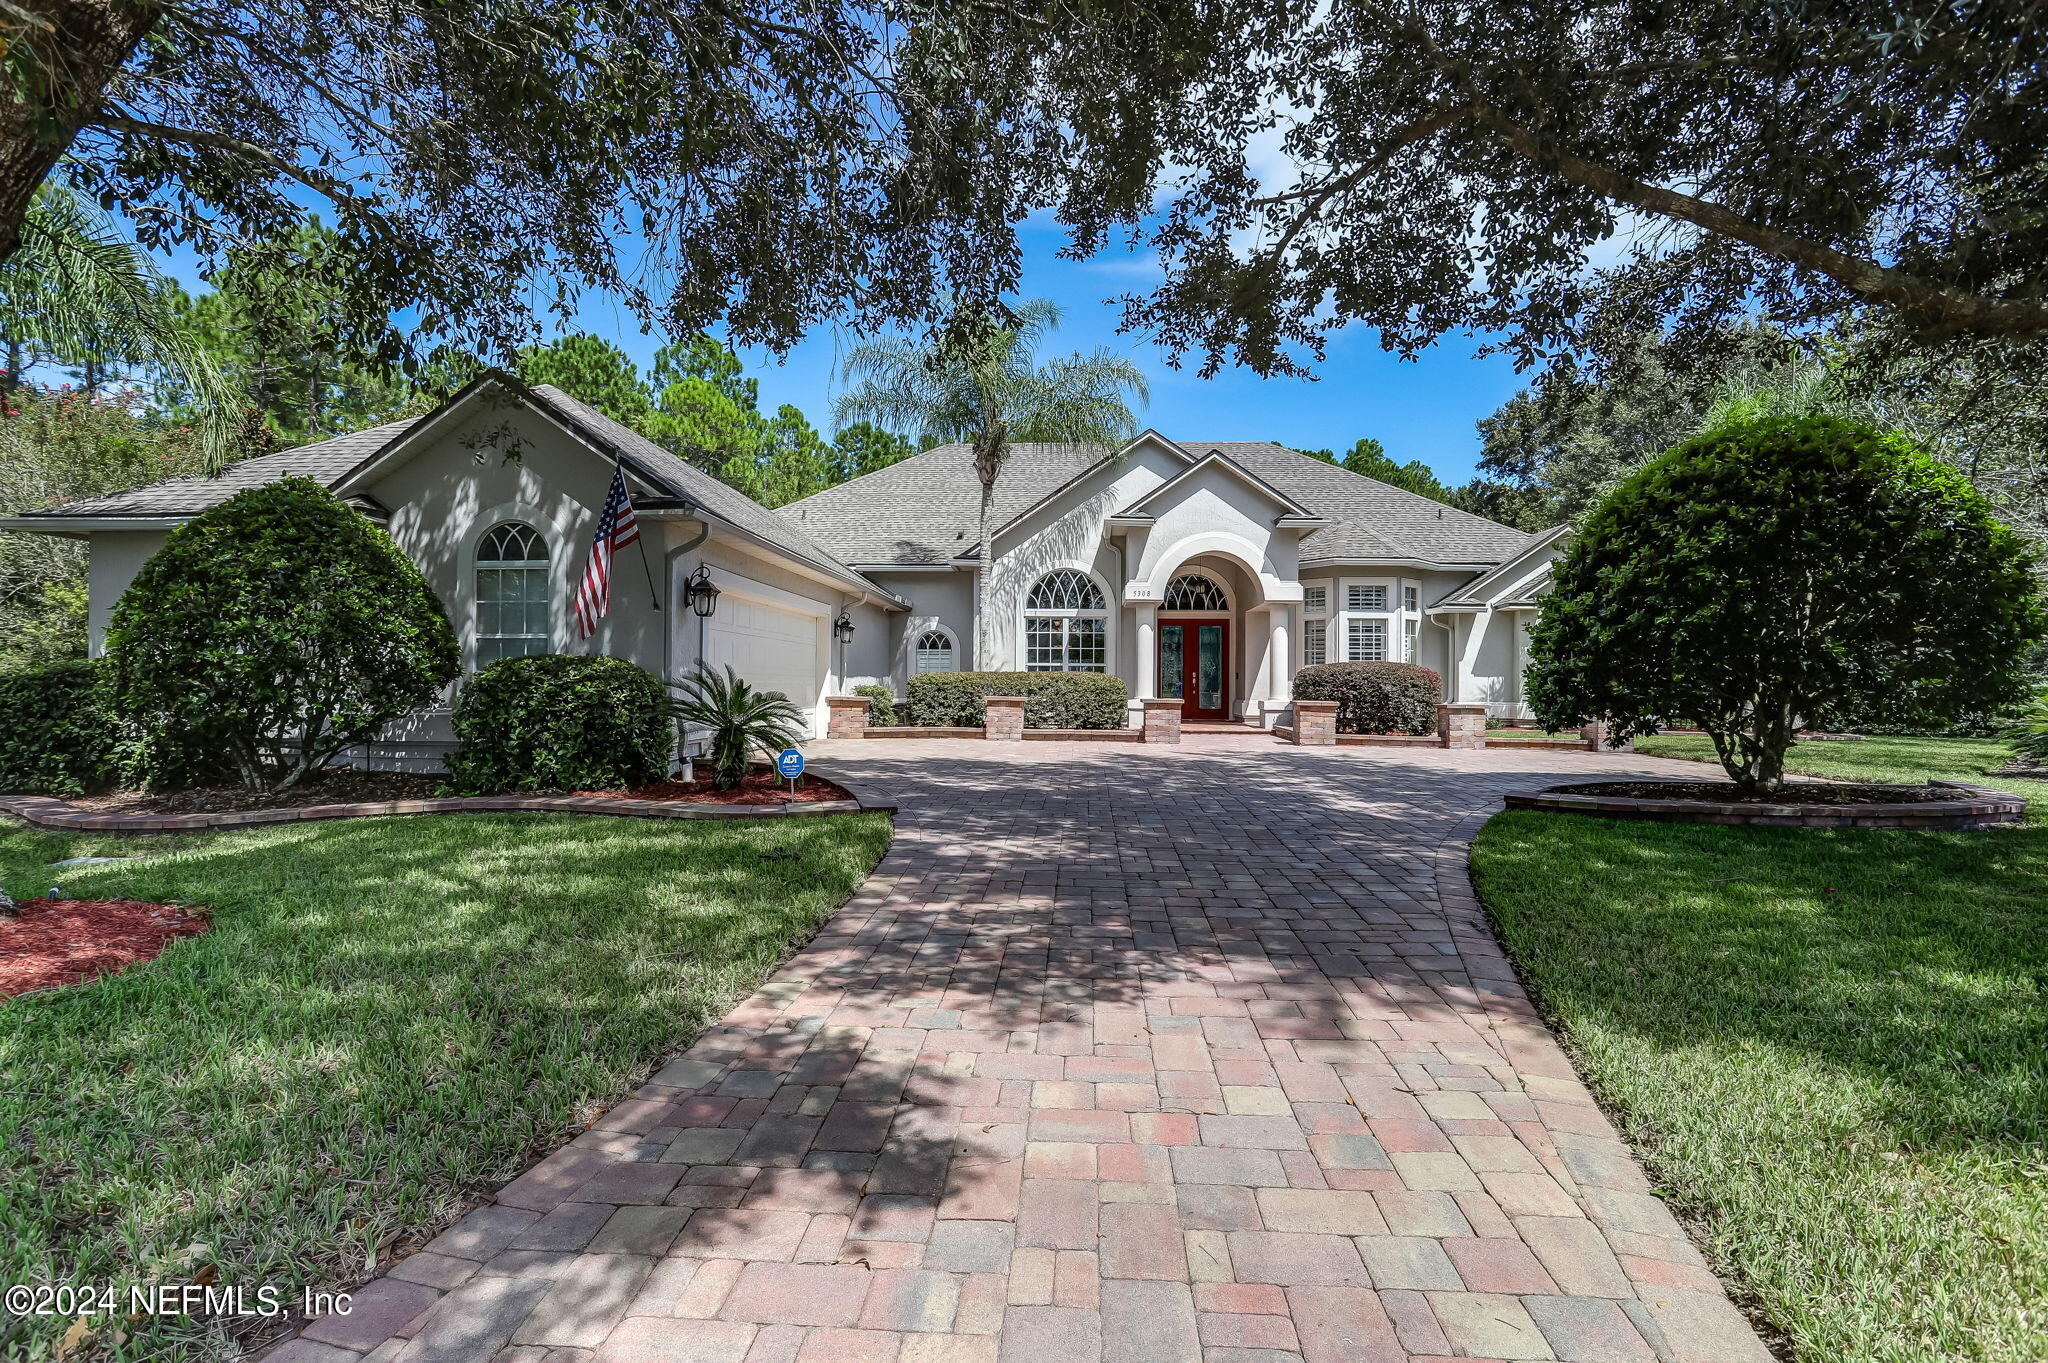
[521, 386, 892, 601]
[8, 381, 893, 604]
[12, 417, 422, 519]
[777, 439, 1535, 567]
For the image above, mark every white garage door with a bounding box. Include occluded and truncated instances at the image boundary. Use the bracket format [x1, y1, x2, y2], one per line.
[704, 592, 824, 737]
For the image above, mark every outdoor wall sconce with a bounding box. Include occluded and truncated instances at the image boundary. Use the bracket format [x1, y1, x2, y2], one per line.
[833, 612, 856, 644]
[683, 565, 721, 618]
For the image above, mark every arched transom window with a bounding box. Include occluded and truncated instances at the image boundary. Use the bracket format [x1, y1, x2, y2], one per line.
[476, 521, 551, 665]
[913, 628, 956, 675]
[1023, 569, 1107, 672]
[1163, 572, 1229, 611]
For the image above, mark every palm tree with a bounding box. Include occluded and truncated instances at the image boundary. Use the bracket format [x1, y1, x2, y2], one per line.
[0, 187, 238, 468]
[669, 662, 811, 790]
[834, 300, 1148, 667]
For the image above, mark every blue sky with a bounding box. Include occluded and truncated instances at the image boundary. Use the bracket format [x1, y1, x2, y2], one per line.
[556, 215, 1533, 486]
[146, 209, 1531, 485]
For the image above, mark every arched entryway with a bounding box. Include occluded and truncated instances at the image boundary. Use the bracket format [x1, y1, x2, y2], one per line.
[1157, 568, 1234, 720]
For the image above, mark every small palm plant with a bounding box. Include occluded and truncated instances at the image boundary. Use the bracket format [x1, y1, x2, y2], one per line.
[2006, 687, 2048, 765]
[669, 663, 808, 790]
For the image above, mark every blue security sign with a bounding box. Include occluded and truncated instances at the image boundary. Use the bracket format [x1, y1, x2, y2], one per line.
[775, 748, 805, 780]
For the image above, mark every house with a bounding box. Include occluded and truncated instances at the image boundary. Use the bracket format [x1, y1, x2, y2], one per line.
[785, 430, 1563, 725]
[2, 374, 1564, 754]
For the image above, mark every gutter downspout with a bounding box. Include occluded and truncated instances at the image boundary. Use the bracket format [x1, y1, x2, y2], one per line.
[667, 513, 710, 778]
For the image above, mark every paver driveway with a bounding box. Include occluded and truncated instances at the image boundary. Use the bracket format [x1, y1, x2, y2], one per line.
[284, 737, 1775, 1363]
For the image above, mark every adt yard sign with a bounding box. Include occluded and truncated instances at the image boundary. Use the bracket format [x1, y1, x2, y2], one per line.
[775, 748, 805, 780]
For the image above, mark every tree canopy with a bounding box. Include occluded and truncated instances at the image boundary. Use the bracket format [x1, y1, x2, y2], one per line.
[9, 0, 2045, 379]
[836, 300, 1149, 663]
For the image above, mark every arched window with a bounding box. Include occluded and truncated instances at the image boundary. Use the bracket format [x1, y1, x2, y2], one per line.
[913, 628, 956, 675]
[1023, 569, 1107, 672]
[1163, 572, 1229, 611]
[476, 521, 551, 665]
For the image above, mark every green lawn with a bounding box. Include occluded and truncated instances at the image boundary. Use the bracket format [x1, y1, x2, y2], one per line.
[1474, 735, 2045, 1363]
[0, 811, 889, 1361]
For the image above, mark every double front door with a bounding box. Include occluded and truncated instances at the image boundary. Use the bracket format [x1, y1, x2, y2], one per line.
[1159, 618, 1229, 721]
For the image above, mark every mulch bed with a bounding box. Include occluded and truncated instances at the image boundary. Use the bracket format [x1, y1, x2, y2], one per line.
[70, 769, 444, 816]
[1555, 780, 1969, 806]
[59, 769, 851, 816]
[573, 772, 851, 805]
[0, 898, 210, 999]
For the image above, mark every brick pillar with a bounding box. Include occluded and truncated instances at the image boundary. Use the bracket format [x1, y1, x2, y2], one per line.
[1438, 702, 1488, 749]
[825, 695, 870, 739]
[1580, 719, 1607, 751]
[1290, 699, 1338, 745]
[1141, 697, 1183, 744]
[983, 696, 1025, 741]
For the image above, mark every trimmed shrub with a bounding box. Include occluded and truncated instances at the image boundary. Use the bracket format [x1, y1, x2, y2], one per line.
[854, 683, 898, 728]
[448, 654, 674, 794]
[1528, 413, 2045, 793]
[0, 660, 119, 795]
[105, 476, 460, 791]
[1292, 661, 1441, 734]
[906, 671, 1130, 729]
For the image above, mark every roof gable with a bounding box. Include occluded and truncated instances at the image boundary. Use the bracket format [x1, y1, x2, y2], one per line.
[1113, 449, 1315, 520]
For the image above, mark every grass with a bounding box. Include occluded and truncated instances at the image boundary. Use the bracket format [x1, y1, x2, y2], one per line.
[1473, 734, 2046, 1363]
[0, 811, 889, 1361]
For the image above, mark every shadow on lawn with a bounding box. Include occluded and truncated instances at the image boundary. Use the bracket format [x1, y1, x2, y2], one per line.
[0, 810, 891, 1358]
[1474, 810, 2048, 1158]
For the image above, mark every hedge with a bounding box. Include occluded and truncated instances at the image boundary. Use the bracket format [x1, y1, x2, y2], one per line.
[0, 660, 119, 796]
[906, 670, 1131, 729]
[1293, 661, 1440, 734]
[853, 683, 898, 728]
[447, 654, 675, 794]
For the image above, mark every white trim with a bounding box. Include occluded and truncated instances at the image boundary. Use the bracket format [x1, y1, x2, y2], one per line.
[1132, 530, 1301, 606]
[1016, 562, 1115, 674]
[458, 498, 581, 669]
[910, 624, 959, 676]
[0, 516, 192, 533]
[1114, 449, 1314, 519]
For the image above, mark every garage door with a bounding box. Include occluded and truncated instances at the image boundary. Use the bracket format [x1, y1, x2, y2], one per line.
[703, 592, 824, 737]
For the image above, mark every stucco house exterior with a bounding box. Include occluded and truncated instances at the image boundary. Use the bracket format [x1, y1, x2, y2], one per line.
[3, 373, 1566, 753]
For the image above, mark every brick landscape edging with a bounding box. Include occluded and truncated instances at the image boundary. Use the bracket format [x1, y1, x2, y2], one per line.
[0, 771, 898, 836]
[1502, 778, 2022, 828]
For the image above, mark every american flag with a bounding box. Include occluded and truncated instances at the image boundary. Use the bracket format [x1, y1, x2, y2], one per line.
[573, 465, 641, 638]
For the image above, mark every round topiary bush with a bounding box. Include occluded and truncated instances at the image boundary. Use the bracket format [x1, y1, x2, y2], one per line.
[105, 476, 460, 791]
[1291, 661, 1441, 734]
[447, 653, 675, 794]
[1527, 412, 2046, 793]
[0, 659, 119, 796]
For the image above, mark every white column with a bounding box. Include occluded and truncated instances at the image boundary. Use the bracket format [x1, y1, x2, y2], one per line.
[1268, 605, 1292, 706]
[1134, 604, 1158, 698]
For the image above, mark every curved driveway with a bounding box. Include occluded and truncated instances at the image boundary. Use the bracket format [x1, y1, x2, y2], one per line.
[286, 736, 1773, 1363]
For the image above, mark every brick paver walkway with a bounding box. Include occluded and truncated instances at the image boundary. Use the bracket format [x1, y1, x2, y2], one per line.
[280, 737, 1774, 1363]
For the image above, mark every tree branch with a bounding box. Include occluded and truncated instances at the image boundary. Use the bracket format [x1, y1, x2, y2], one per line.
[1469, 103, 2048, 337]
[89, 112, 384, 223]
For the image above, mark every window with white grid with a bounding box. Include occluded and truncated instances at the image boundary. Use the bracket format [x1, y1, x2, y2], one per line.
[1404, 584, 1419, 611]
[913, 629, 956, 674]
[1347, 618, 1386, 661]
[1404, 619, 1419, 662]
[1022, 569, 1108, 671]
[1303, 586, 1328, 616]
[1303, 621, 1326, 667]
[476, 521, 551, 666]
[1347, 584, 1387, 611]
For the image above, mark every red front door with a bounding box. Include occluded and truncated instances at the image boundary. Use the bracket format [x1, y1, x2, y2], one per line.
[1159, 618, 1230, 721]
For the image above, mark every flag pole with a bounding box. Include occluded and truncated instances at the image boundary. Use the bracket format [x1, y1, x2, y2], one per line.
[620, 454, 661, 612]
